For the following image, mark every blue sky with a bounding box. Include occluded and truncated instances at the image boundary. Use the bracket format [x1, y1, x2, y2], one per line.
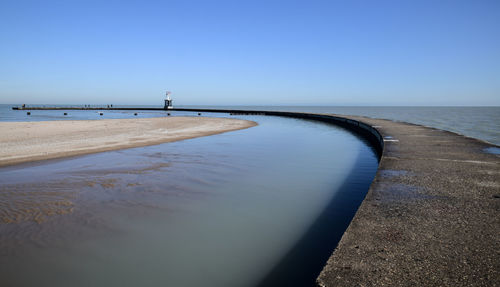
[0, 0, 499, 106]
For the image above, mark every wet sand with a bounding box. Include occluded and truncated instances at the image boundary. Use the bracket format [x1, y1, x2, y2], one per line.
[0, 116, 256, 167]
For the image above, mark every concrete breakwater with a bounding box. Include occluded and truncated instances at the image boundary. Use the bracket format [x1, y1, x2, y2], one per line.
[317, 116, 500, 286]
[170, 108, 500, 286]
[11, 106, 499, 285]
[13, 106, 384, 158]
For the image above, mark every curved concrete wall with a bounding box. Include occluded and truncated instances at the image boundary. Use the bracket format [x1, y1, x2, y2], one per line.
[172, 108, 385, 159]
[14, 105, 385, 156]
[14, 105, 499, 285]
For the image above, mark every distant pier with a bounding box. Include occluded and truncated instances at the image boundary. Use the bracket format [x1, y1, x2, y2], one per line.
[10, 105, 500, 285]
[12, 106, 165, 111]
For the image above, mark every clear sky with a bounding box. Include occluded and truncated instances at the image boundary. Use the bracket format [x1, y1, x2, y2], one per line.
[0, 0, 499, 106]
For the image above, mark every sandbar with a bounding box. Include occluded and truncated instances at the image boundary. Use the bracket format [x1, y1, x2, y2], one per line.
[0, 116, 257, 167]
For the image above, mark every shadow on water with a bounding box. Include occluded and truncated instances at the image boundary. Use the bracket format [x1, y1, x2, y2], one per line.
[0, 111, 380, 287]
[257, 136, 378, 287]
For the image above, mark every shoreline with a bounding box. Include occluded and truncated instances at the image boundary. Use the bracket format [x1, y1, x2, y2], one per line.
[3, 106, 499, 285]
[0, 116, 257, 167]
[11, 105, 499, 147]
[317, 115, 499, 286]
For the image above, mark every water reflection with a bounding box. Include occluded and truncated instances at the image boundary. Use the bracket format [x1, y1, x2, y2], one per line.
[0, 114, 378, 287]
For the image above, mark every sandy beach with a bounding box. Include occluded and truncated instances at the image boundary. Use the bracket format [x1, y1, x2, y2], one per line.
[0, 116, 256, 167]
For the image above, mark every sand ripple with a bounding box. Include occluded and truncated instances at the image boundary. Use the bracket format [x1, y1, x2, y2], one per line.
[0, 184, 75, 224]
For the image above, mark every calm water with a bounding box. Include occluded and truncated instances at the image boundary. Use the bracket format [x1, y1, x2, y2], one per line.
[0, 105, 500, 145]
[0, 104, 169, 121]
[1, 104, 497, 286]
[184, 105, 500, 146]
[3, 105, 497, 145]
[0, 110, 378, 287]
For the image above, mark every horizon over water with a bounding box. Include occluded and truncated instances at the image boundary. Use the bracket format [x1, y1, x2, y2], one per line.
[184, 105, 500, 146]
[0, 108, 379, 286]
[2, 104, 498, 146]
[0, 104, 498, 286]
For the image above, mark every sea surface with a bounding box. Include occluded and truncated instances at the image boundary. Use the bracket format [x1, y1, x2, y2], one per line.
[0, 107, 378, 286]
[184, 105, 500, 146]
[0, 104, 498, 286]
[3, 105, 498, 145]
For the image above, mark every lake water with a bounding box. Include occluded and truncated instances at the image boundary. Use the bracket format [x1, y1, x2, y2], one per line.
[0, 104, 498, 286]
[0, 108, 378, 286]
[2, 105, 498, 146]
[183, 105, 500, 146]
